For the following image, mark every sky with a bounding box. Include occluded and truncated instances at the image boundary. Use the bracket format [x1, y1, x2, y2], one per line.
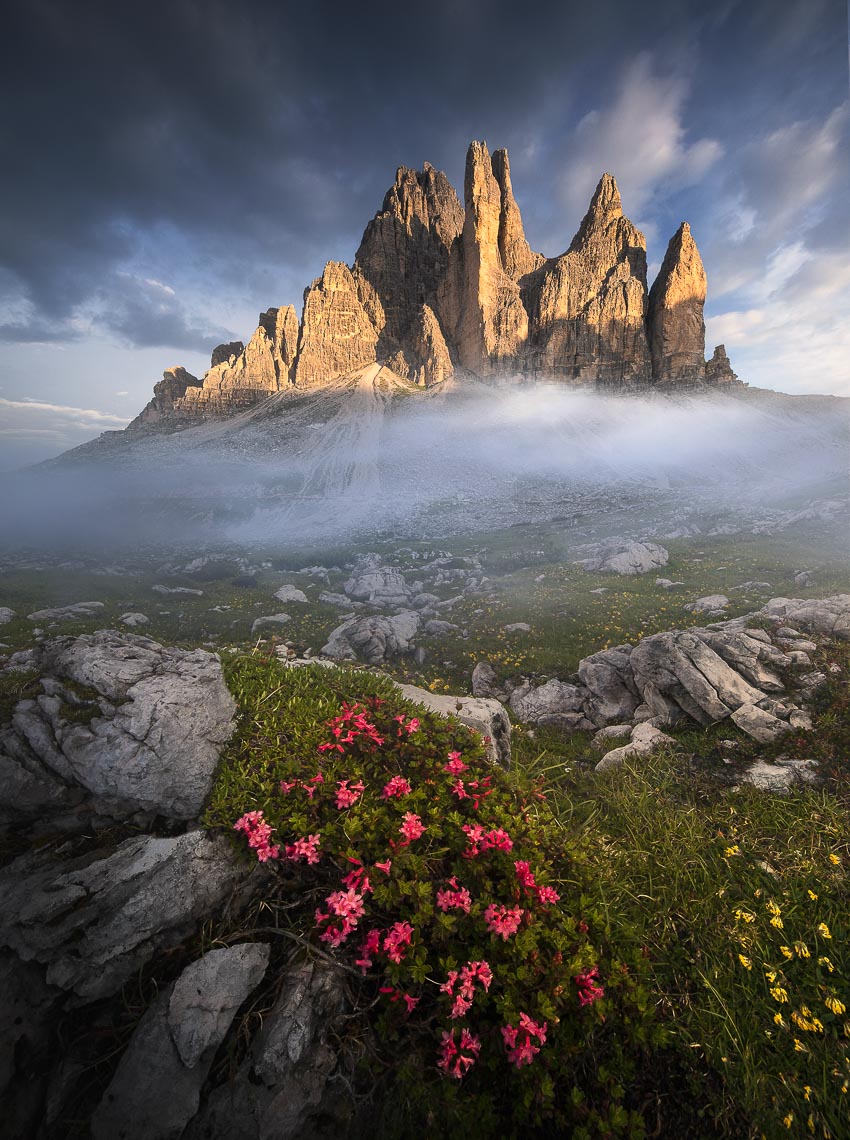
[1, 0, 848, 466]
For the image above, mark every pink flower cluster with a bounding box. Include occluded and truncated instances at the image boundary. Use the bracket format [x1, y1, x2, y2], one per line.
[318, 702, 384, 753]
[315, 887, 366, 947]
[436, 877, 472, 914]
[437, 1027, 481, 1079]
[462, 824, 513, 858]
[574, 965, 605, 1007]
[444, 751, 467, 775]
[450, 774, 493, 810]
[440, 959, 493, 1018]
[381, 775, 412, 799]
[335, 778, 364, 809]
[383, 920, 414, 963]
[279, 771, 324, 800]
[341, 861, 372, 895]
[355, 927, 382, 973]
[484, 903, 524, 940]
[515, 860, 560, 907]
[233, 810, 280, 862]
[398, 811, 426, 845]
[284, 833, 321, 864]
[393, 714, 420, 736]
[502, 1013, 547, 1068]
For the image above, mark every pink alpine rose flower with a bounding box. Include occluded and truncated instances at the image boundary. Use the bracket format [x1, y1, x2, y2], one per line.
[483, 903, 524, 940]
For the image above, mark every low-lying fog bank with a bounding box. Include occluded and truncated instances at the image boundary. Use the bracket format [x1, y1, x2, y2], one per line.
[1, 383, 847, 556]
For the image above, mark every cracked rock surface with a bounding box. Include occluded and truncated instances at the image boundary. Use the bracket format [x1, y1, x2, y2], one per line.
[0, 630, 236, 829]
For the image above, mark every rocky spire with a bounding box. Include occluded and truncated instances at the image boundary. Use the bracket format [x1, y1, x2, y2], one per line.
[354, 163, 462, 351]
[647, 222, 707, 383]
[490, 148, 544, 281]
[445, 140, 529, 374]
[705, 343, 738, 385]
[294, 262, 379, 386]
[523, 173, 651, 382]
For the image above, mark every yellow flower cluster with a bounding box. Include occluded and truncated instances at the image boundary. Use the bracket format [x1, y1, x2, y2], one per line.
[791, 1006, 824, 1033]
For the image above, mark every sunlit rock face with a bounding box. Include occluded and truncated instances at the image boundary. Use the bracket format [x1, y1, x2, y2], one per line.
[647, 222, 708, 385]
[128, 140, 739, 429]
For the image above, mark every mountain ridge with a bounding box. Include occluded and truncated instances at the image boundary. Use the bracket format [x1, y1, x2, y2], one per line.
[129, 140, 740, 432]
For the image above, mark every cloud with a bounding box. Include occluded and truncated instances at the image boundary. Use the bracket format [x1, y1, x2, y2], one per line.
[0, 396, 130, 468]
[701, 100, 850, 394]
[557, 55, 723, 225]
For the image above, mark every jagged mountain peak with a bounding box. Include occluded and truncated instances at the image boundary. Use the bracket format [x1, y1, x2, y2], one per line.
[127, 140, 740, 431]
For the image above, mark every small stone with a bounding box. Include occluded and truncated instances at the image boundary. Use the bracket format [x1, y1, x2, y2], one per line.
[274, 585, 309, 604]
[120, 612, 149, 627]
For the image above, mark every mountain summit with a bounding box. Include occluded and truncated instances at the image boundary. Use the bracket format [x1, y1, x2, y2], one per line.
[130, 141, 738, 430]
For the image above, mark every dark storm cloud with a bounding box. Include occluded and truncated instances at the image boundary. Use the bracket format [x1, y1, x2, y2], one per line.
[0, 0, 846, 353]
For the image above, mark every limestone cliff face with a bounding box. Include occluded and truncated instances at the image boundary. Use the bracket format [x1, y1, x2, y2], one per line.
[491, 148, 545, 282]
[128, 367, 201, 428]
[129, 141, 739, 428]
[385, 303, 453, 387]
[294, 262, 379, 387]
[524, 174, 651, 383]
[647, 222, 707, 384]
[705, 343, 738, 385]
[440, 141, 530, 375]
[354, 163, 463, 363]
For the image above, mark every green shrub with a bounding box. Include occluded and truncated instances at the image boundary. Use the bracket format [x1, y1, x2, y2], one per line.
[205, 654, 660, 1138]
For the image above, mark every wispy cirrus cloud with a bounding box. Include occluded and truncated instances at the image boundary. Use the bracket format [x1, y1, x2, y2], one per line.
[0, 397, 130, 468]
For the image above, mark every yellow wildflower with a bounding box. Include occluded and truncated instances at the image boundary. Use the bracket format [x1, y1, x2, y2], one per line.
[774, 1012, 789, 1029]
[824, 995, 846, 1016]
[738, 954, 752, 970]
[770, 915, 784, 929]
[807, 889, 818, 900]
[724, 844, 740, 857]
[783, 1113, 794, 1128]
[734, 908, 756, 924]
[794, 941, 811, 958]
[766, 899, 782, 917]
[803, 1086, 812, 1101]
[818, 956, 834, 972]
[780, 946, 793, 960]
[829, 853, 840, 865]
[794, 1038, 808, 1052]
[817, 922, 832, 938]
[771, 986, 789, 1003]
[765, 969, 778, 983]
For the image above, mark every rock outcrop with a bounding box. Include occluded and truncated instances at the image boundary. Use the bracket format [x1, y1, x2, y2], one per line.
[647, 223, 707, 385]
[294, 263, 379, 386]
[523, 173, 652, 383]
[705, 343, 738, 385]
[0, 631, 236, 831]
[128, 141, 741, 428]
[491, 594, 850, 743]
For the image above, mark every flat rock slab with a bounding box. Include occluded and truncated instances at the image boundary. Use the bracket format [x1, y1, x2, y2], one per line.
[91, 943, 269, 1140]
[183, 960, 349, 1140]
[394, 682, 511, 768]
[730, 703, 790, 743]
[274, 586, 309, 604]
[738, 758, 819, 793]
[595, 722, 677, 773]
[1, 631, 236, 824]
[252, 613, 291, 634]
[576, 541, 669, 576]
[0, 830, 250, 1002]
[0, 607, 16, 624]
[27, 602, 104, 622]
